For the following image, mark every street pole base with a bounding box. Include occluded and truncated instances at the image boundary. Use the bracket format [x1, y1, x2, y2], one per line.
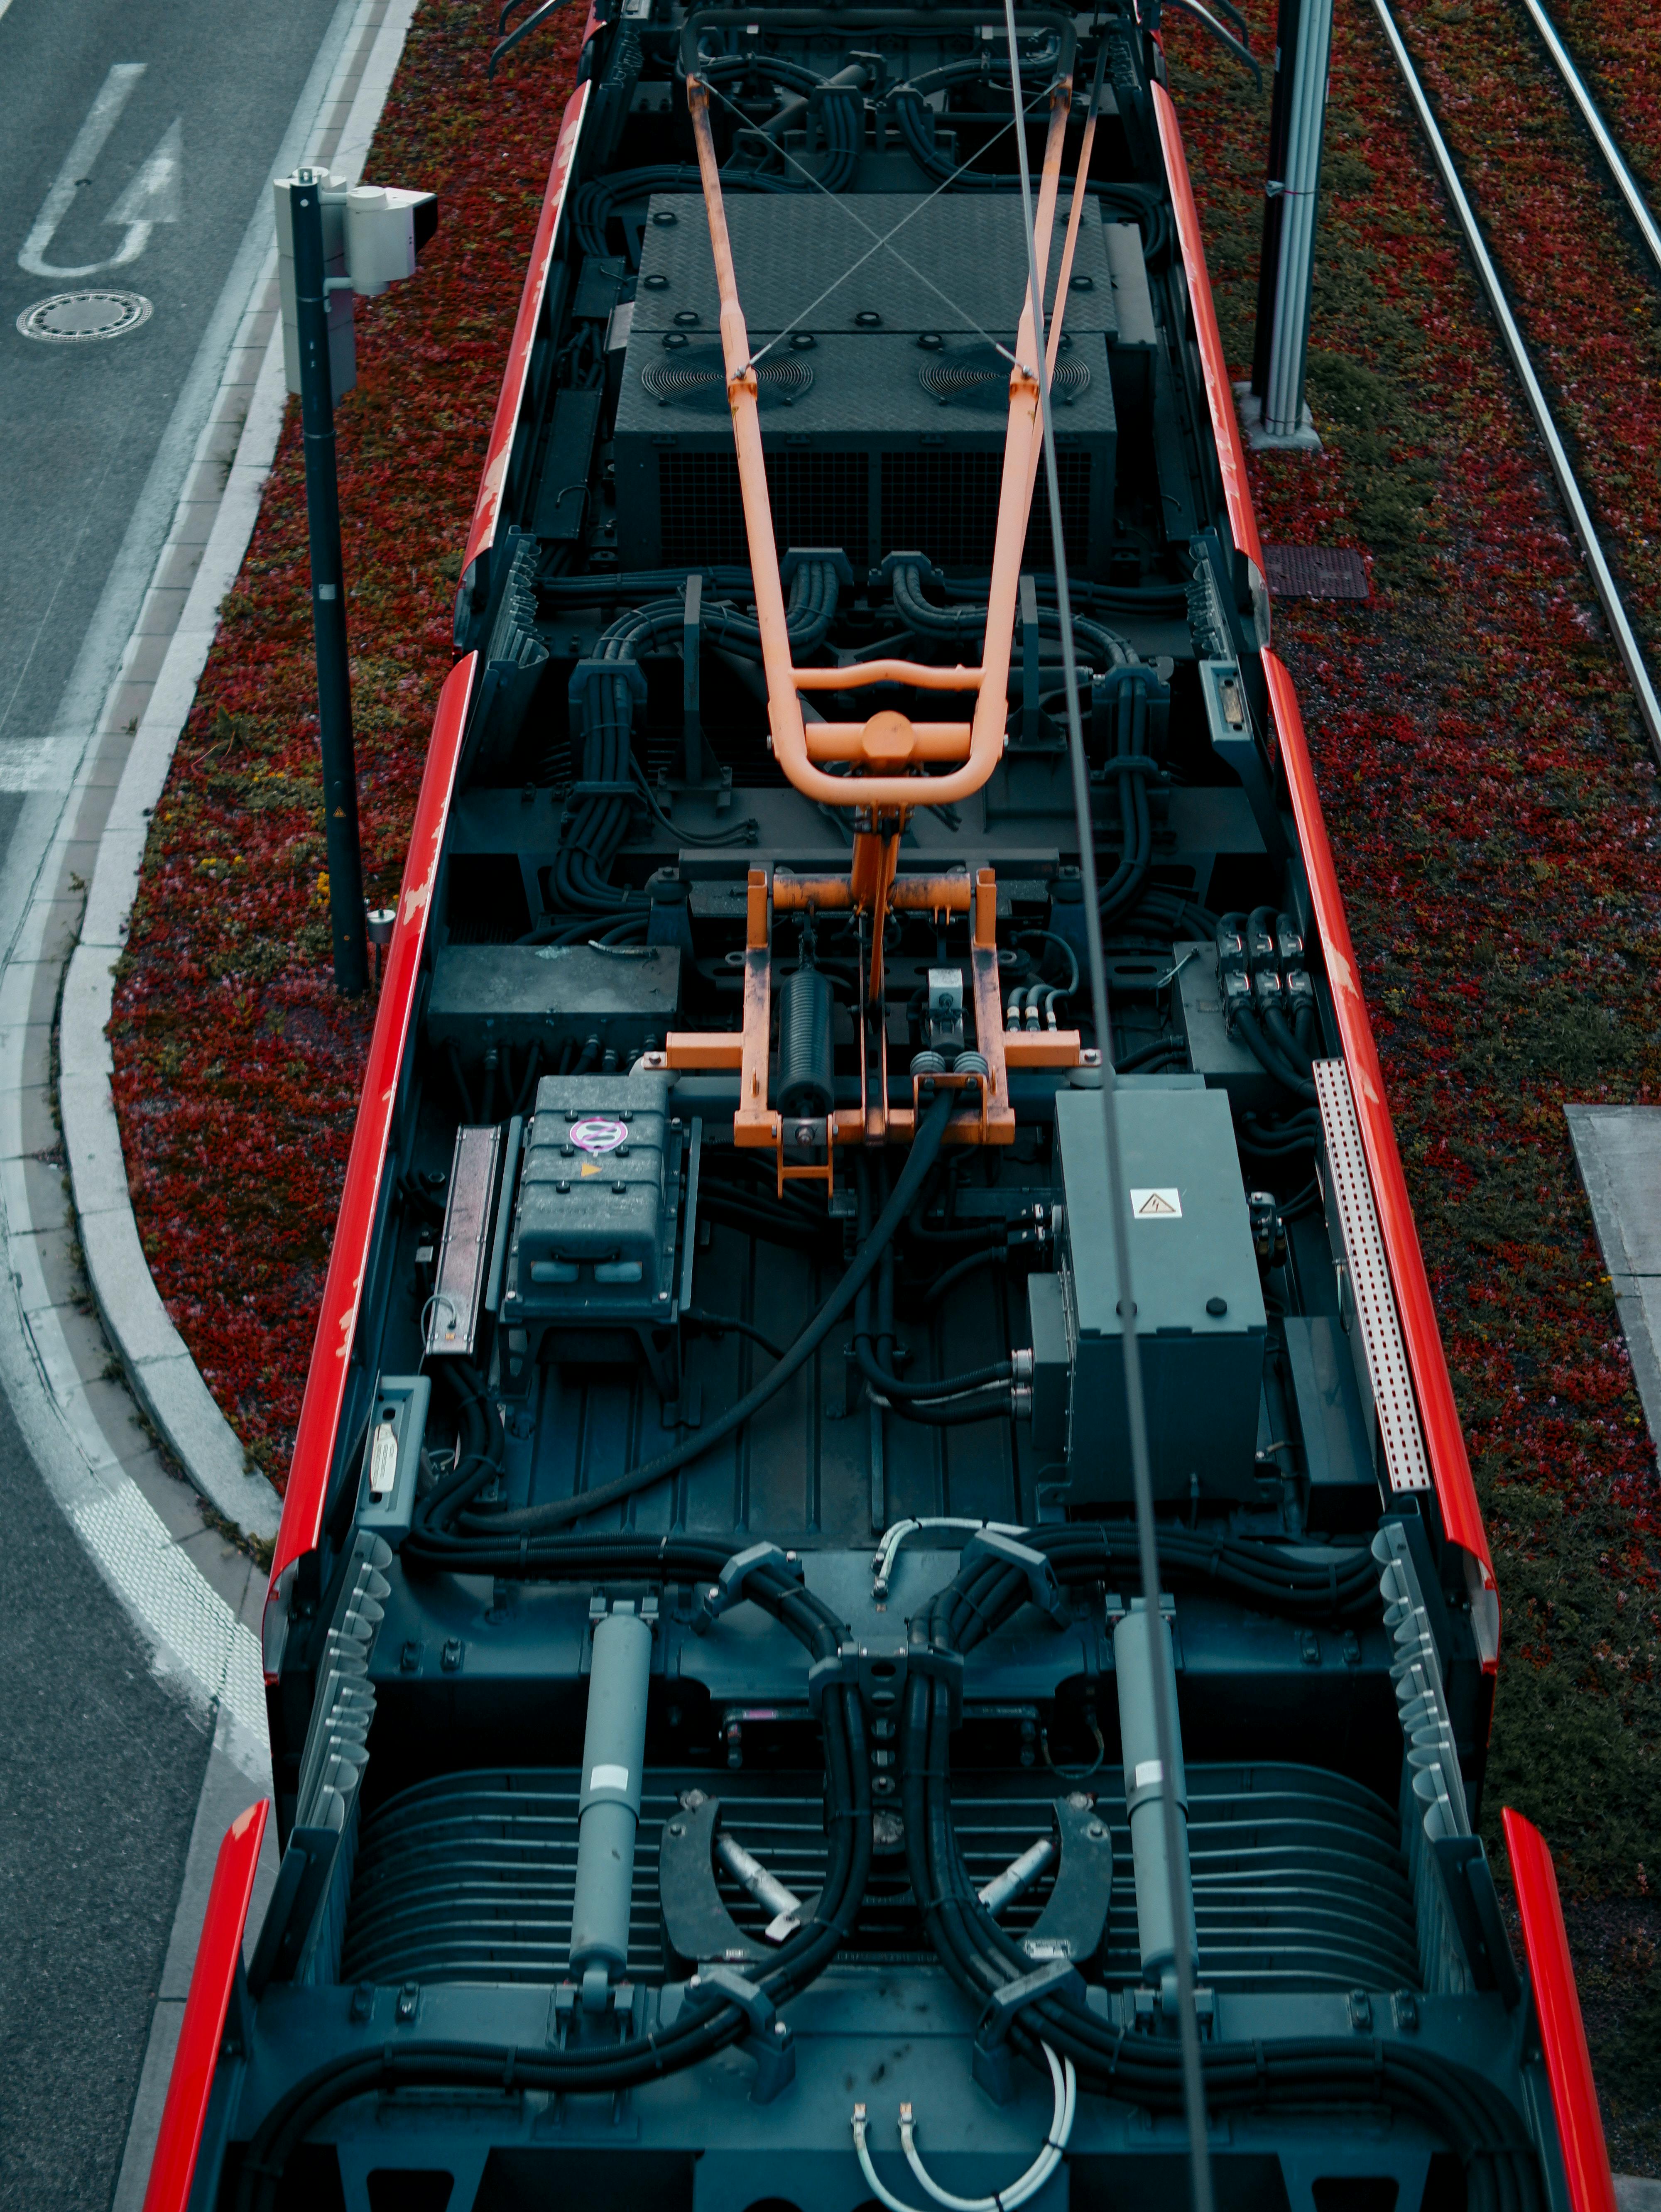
[1234, 381, 1323, 454]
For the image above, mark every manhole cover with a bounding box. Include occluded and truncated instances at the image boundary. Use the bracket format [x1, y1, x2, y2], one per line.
[1263, 544, 1370, 600]
[16, 290, 153, 344]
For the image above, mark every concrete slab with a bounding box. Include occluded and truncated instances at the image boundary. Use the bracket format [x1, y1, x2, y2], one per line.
[1565, 1104, 1661, 1451]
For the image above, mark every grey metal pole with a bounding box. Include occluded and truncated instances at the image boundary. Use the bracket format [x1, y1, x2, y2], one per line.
[290, 168, 368, 997]
[1249, 0, 1332, 444]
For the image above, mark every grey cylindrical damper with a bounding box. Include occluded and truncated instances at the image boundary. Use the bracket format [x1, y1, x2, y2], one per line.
[1113, 1600, 1198, 1996]
[569, 1607, 653, 1986]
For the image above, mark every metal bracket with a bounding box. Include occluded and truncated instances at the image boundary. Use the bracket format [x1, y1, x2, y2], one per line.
[959, 1529, 1067, 1622]
[1432, 1834, 1523, 2009]
[690, 1962, 798, 2103]
[1021, 1794, 1114, 1965]
[567, 655, 649, 707]
[246, 1825, 341, 1997]
[971, 1956, 1085, 2104]
[660, 1794, 775, 1970]
[692, 1542, 804, 1635]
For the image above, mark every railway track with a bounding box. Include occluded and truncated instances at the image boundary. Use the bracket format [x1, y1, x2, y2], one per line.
[1371, 0, 1661, 760]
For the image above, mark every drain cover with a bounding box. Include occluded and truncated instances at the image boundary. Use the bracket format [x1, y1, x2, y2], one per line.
[1262, 544, 1370, 600]
[16, 290, 153, 344]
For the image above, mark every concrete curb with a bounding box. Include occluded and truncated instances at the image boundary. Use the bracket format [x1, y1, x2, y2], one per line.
[59, 0, 421, 1550]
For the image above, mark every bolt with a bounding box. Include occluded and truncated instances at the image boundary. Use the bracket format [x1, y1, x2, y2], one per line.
[794, 1122, 814, 1145]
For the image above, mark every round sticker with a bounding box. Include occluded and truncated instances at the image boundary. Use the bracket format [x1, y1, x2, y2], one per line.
[570, 1116, 628, 1156]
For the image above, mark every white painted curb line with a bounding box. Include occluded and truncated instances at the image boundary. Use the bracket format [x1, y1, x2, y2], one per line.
[61, 0, 421, 1550]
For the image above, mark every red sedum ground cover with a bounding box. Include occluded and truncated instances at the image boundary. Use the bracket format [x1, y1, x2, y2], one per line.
[110, 0, 584, 1488]
[1165, 0, 1661, 2154]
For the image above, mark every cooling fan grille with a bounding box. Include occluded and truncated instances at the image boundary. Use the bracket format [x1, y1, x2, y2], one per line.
[919, 346, 1091, 409]
[640, 351, 816, 409]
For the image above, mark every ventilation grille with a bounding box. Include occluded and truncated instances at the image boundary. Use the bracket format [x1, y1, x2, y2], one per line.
[882, 449, 1090, 570]
[654, 449, 1089, 570]
[640, 352, 815, 412]
[658, 450, 869, 568]
[917, 348, 1091, 411]
[342, 1763, 1418, 1993]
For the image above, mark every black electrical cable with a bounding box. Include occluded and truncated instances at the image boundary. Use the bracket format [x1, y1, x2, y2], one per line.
[1114, 1035, 1187, 1071]
[234, 1535, 873, 2210]
[1232, 1002, 1317, 1101]
[682, 1309, 786, 1360]
[897, 1544, 1541, 2211]
[920, 1244, 1006, 1307]
[428, 1088, 957, 1536]
[852, 1162, 1012, 1426]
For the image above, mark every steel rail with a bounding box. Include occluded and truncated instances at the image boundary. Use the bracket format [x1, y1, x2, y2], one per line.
[1516, 0, 1661, 280]
[1370, 0, 1661, 766]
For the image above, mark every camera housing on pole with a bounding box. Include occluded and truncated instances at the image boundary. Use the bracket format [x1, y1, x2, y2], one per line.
[274, 170, 436, 994]
[1239, 0, 1331, 453]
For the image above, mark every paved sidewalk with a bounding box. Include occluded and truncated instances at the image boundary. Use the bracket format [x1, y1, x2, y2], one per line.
[53, 0, 415, 1551]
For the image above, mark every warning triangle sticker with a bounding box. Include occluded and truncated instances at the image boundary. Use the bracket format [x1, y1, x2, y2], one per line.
[1129, 1187, 1182, 1219]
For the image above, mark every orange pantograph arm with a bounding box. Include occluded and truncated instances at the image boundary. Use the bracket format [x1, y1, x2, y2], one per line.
[684, 54, 1076, 812]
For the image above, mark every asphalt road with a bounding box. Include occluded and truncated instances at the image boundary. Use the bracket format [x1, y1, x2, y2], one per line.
[0, 0, 339, 777]
[0, 2, 343, 2203]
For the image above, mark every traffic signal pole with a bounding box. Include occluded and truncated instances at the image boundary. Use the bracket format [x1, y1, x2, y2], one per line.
[289, 169, 368, 997]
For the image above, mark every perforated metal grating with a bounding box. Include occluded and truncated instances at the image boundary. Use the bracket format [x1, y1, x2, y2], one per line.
[657, 449, 867, 567]
[882, 448, 1090, 570]
[1313, 1057, 1431, 1494]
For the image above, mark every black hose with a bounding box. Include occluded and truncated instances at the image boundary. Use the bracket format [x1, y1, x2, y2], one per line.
[449, 1090, 958, 1533]
[921, 1245, 1006, 1307]
[1264, 1003, 1315, 1077]
[1233, 1004, 1317, 1101]
[894, 1545, 1542, 2209]
[682, 1309, 785, 1360]
[234, 1534, 872, 2210]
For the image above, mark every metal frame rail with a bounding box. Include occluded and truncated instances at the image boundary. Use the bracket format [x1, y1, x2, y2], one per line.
[1370, 0, 1661, 766]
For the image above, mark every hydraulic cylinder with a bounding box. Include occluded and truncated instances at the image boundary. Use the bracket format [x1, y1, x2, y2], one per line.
[570, 1603, 653, 2006]
[1113, 1598, 1199, 2013]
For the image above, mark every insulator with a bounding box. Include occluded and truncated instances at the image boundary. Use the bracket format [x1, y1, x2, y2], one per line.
[776, 963, 834, 1118]
[952, 1051, 988, 1079]
[910, 1050, 946, 1076]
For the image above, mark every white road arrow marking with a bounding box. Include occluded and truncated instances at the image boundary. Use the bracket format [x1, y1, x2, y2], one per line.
[100, 115, 182, 267]
[18, 62, 151, 279]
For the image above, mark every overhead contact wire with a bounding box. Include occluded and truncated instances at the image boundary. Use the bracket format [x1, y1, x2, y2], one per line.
[1002, 14, 1217, 2210]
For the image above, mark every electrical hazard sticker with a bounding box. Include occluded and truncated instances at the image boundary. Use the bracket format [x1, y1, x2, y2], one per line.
[569, 1116, 628, 1155]
[1129, 1188, 1182, 1219]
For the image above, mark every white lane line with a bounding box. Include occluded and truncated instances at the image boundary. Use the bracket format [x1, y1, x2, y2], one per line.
[18, 61, 148, 280]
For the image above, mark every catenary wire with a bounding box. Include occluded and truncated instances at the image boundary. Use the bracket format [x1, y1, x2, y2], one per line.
[1002, 14, 1216, 2208]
